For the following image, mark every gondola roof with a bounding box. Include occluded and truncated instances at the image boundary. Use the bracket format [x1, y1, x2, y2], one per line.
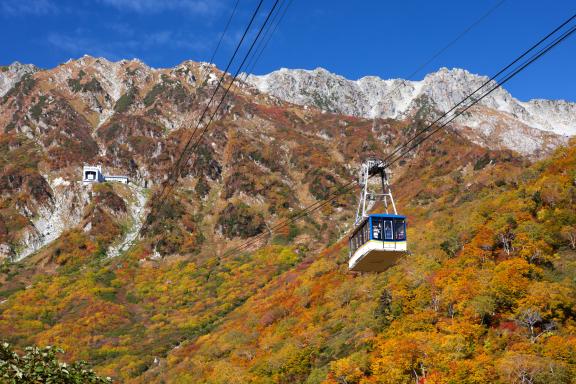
[368, 213, 406, 219]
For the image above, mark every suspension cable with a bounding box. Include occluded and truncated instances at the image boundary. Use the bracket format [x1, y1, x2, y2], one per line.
[142, 0, 283, 234]
[226, 14, 576, 255]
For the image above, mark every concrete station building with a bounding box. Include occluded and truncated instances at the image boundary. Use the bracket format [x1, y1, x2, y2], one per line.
[82, 165, 129, 184]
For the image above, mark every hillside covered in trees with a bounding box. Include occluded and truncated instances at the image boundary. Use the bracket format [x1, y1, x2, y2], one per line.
[133, 140, 576, 383]
[2, 140, 575, 383]
[0, 57, 575, 383]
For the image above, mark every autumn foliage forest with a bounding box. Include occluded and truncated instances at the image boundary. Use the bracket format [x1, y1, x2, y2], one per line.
[0, 58, 575, 383]
[1, 138, 575, 383]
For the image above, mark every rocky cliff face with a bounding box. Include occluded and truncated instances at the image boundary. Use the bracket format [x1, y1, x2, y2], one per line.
[0, 56, 399, 260]
[0, 62, 39, 97]
[0, 57, 568, 260]
[246, 67, 575, 155]
[0, 56, 222, 260]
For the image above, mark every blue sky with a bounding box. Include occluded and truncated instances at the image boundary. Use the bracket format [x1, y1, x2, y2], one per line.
[1, 0, 574, 101]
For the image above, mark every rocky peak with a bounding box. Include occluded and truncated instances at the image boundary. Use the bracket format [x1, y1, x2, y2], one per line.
[246, 66, 576, 155]
[0, 61, 39, 97]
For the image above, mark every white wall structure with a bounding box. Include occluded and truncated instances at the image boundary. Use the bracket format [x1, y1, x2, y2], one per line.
[82, 165, 129, 184]
[104, 175, 129, 184]
[83, 165, 105, 184]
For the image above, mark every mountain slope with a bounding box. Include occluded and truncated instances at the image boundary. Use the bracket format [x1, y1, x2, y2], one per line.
[247, 67, 575, 155]
[136, 138, 576, 384]
[0, 57, 575, 383]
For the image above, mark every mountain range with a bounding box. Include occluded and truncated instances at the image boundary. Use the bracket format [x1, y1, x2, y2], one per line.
[0, 56, 575, 383]
[247, 67, 576, 155]
[3, 59, 575, 157]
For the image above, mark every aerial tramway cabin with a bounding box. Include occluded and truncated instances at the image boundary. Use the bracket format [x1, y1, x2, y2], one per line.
[348, 159, 408, 272]
[349, 213, 407, 272]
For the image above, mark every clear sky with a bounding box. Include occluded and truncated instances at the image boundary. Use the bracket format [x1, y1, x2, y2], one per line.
[1, 0, 574, 101]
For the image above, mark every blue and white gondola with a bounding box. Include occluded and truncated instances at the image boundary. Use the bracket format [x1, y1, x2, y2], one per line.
[349, 213, 407, 272]
[348, 159, 408, 272]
